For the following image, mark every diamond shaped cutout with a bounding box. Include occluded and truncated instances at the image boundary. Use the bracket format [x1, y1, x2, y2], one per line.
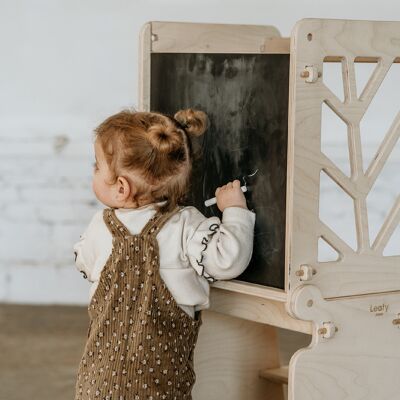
[383, 223, 399, 256]
[323, 58, 345, 102]
[318, 237, 341, 262]
[321, 102, 351, 177]
[354, 57, 379, 100]
[367, 142, 400, 245]
[360, 62, 400, 172]
[319, 170, 357, 251]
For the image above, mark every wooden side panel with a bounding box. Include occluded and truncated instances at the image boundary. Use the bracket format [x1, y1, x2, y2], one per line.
[193, 310, 284, 400]
[138, 22, 152, 111]
[287, 19, 400, 298]
[289, 285, 400, 400]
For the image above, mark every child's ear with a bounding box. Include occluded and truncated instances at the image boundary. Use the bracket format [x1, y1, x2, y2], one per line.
[116, 176, 136, 201]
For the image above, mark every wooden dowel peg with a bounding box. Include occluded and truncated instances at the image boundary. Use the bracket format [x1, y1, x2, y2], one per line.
[300, 65, 321, 83]
[295, 264, 316, 281]
[318, 322, 338, 339]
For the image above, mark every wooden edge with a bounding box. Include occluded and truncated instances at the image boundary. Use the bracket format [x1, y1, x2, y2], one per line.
[211, 280, 287, 302]
[138, 22, 287, 110]
[284, 20, 300, 294]
[138, 22, 152, 111]
[259, 366, 289, 384]
[261, 37, 290, 54]
[325, 288, 400, 302]
[150, 21, 282, 53]
[324, 56, 400, 63]
[209, 287, 313, 335]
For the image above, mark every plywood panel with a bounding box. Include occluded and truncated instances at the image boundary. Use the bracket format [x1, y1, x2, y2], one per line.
[289, 285, 400, 400]
[150, 22, 281, 53]
[287, 19, 400, 298]
[193, 310, 284, 400]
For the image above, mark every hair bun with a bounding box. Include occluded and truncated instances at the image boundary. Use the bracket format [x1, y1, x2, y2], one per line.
[174, 109, 208, 137]
[147, 124, 181, 154]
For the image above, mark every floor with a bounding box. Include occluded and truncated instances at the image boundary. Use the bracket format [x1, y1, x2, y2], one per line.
[0, 303, 89, 400]
[0, 303, 309, 400]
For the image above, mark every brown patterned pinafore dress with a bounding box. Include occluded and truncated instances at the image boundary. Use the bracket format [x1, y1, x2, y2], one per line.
[75, 207, 202, 400]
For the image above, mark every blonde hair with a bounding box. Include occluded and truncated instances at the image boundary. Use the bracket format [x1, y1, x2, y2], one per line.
[94, 108, 208, 213]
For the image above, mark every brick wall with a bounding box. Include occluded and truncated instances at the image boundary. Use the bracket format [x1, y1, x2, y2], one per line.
[1, 2, 399, 305]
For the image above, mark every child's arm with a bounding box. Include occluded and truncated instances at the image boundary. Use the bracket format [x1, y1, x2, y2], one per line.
[73, 211, 104, 282]
[186, 180, 255, 282]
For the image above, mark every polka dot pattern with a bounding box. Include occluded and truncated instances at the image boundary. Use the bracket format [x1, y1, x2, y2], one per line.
[75, 207, 202, 400]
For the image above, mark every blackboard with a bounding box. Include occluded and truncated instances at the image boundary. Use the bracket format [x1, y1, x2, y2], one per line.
[150, 53, 289, 289]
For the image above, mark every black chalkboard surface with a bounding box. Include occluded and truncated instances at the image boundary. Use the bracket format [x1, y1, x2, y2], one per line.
[150, 53, 289, 289]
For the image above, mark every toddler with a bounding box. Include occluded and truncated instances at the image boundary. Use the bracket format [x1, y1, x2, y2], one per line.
[73, 109, 255, 400]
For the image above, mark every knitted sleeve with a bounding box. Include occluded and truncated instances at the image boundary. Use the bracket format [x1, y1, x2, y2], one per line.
[185, 206, 256, 282]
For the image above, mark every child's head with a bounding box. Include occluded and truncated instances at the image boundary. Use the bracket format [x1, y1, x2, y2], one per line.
[92, 109, 208, 212]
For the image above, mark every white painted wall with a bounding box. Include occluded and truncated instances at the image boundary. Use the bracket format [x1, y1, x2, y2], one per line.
[1, 0, 399, 304]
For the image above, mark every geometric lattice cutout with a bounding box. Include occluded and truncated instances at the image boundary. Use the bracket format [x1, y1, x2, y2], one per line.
[319, 170, 357, 251]
[321, 102, 351, 177]
[383, 223, 400, 256]
[323, 59, 345, 102]
[354, 58, 379, 99]
[367, 142, 400, 247]
[360, 63, 400, 172]
[318, 237, 340, 262]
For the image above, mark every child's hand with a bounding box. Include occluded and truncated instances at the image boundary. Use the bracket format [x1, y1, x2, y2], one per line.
[215, 180, 248, 212]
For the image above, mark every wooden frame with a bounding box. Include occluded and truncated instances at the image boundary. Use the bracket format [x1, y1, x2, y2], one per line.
[139, 19, 400, 400]
[285, 18, 400, 399]
[287, 18, 400, 299]
[139, 21, 304, 400]
[139, 20, 306, 331]
[139, 22, 284, 111]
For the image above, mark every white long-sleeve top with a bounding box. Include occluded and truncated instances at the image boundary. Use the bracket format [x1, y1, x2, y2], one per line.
[73, 202, 255, 319]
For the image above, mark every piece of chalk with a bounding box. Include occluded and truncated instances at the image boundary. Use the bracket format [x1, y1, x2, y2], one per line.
[204, 185, 248, 207]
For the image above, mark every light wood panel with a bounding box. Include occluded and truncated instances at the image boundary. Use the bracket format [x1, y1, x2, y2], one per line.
[210, 285, 312, 334]
[193, 310, 284, 400]
[289, 285, 400, 400]
[150, 21, 281, 53]
[138, 22, 152, 111]
[139, 21, 285, 111]
[286, 18, 400, 298]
